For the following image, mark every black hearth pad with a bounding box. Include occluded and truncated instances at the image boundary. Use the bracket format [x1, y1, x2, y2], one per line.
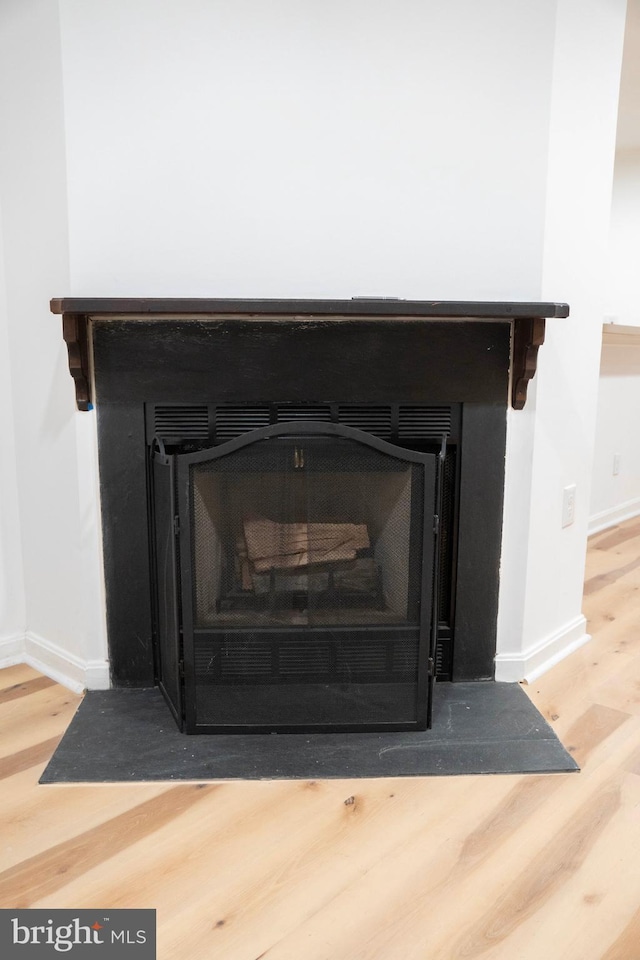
[40, 682, 577, 782]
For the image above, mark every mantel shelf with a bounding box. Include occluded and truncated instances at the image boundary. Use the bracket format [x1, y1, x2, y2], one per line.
[51, 296, 569, 320]
[51, 297, 569, 412]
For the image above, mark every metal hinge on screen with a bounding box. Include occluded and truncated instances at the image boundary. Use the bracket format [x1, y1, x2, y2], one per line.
[173, 515, 180, 536]
[428, 657, 435, 676]
[294, 447, 305, 469]
[179, 659, 185, 680]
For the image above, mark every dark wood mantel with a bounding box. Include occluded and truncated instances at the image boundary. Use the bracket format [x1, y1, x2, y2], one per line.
[50, 297, 568, 412]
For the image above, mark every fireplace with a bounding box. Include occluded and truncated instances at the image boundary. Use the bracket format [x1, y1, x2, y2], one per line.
[52, 297, 568, 735]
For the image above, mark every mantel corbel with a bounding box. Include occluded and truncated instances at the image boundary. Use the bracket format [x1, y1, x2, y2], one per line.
[62, 313, 91, 411]
[511, 317, 546, 410]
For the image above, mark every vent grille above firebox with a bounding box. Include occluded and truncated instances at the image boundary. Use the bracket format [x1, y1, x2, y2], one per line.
[153, 405, 210, 440]
[215, 405, 271, 442]
[148, 403, 458, 446]
[276, 404, 332, 423]
[398, 406, 453, 439]
[337, 405, 392, 438]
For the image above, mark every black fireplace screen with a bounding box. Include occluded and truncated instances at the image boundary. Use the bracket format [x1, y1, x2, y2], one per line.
[153, 423, 441, 733]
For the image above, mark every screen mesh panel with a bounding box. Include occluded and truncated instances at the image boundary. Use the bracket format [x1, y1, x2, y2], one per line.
[191, 438, 421, 630]
[185, 434, 432, 729]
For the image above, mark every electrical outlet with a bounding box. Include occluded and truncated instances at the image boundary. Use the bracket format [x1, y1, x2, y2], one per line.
[613, 453, 621, 476]
[562, 484, 576, 528]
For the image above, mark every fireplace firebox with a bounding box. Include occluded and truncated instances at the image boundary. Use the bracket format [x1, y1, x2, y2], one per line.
[153, 417, 445, 733]
[51, 297, 569, 736]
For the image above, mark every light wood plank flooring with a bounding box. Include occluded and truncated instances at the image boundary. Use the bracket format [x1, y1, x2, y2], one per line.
[1, 518, 640, 959]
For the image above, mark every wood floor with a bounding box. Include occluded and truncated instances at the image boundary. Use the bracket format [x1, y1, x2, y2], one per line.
[1, 518, 640, 959]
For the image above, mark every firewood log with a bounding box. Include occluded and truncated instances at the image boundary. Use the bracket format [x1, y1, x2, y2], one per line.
[243, 518, 369, 572]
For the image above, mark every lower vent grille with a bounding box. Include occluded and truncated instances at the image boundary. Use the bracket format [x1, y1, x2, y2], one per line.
[194, 635, 427, 683]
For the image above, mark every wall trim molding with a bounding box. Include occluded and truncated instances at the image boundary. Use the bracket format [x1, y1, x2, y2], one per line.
[602, 322, 640, 346]
[0, 632, 110, 693]
[494, 614, 590, 683]
[588, 498, 640, 536]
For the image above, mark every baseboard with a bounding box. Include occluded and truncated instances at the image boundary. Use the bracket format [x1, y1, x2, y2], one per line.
[588, 498, 640, 536]
[20, 632, 110, 694]
[494, 614, 590, 683]
[0, 632, 27, 668]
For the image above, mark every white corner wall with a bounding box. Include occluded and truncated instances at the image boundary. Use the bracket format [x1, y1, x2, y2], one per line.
[495, 0, 627, 682]
[0, 0, 108, 690]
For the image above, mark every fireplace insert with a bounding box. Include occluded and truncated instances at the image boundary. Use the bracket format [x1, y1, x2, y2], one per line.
[151, 408, 450, 733]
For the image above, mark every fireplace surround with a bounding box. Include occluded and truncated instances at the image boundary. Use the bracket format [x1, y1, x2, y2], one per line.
[52, 297, 568, 735]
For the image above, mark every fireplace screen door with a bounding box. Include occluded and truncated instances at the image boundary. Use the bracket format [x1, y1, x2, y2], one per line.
[154, 423, 441, 733]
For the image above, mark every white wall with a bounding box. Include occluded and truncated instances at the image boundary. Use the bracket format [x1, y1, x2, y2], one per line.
[590, 337, 640, 530]
[495, 0, 627, 681]
[605, 149, 640, 326]
[590, 145, 640, 531]
[0, 200, 26, 656]
[588, 0, 640, 535]
[59, 0, 556, 301]
[0, 0, 108, 688]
